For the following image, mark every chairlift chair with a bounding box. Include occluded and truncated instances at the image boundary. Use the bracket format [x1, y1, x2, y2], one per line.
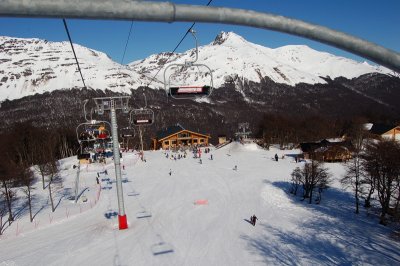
[164, 29, 214, 99]
[129, 108, 154, 126]
[129, 92, 154, 127]
[76, 120, 112, 158]
[120, 127, 135, 151]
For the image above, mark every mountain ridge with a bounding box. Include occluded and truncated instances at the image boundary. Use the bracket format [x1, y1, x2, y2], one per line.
[0, 31, 392, 101]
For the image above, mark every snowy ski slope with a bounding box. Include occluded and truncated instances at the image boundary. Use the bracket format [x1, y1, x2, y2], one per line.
[0, 142, 399, 265]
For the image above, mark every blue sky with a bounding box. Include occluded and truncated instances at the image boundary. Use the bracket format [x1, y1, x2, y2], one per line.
[0, 0, 399, 65]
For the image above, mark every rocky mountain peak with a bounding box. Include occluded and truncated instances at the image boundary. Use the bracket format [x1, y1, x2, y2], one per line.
[212, 31, 247, 46]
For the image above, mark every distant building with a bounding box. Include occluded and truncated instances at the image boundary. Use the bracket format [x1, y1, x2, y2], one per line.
[218, 135, 227, 145]
[152, 124, 211, 150]
[300, 139, 353, 162]
[368, 123, 400, 141]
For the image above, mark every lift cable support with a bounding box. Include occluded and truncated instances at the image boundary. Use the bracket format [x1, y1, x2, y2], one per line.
[74, 162, 81, 203]
[235, 122, 252, 140]
[93, 96, 130, 230]
[164, 29, 214, 99]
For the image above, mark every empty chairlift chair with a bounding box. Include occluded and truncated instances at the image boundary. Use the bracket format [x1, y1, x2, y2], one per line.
[164, 29, 214, 99]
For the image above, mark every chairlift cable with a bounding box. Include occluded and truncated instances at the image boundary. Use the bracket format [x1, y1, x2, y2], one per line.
[145, 0, 214, 89]
[120, 20, 134, 65]
[62, 19, 87, 89]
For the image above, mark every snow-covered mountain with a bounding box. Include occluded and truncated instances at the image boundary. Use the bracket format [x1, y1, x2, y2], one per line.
[0, 36, 152, 100]
[0, 32, 392, 101]
[130, 31, 391, 88]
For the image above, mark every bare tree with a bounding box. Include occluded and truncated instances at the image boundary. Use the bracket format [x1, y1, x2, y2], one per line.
[290, 159, 331, 204]
[20, 165, 35, 222]
[32, 130, 50, 190]
[8, 124, 38, 222]
[363, 140, 400, 225]
[47, 159, 59, 213]
[361, 171, 376, 209]
[290, 167, 302, 195]
[0, 150, 17, 225]
[30, 129, 60, 212]
[0, 200, 7, 235]
[341, 120, 367, 214]
[45, 134, 60, 213]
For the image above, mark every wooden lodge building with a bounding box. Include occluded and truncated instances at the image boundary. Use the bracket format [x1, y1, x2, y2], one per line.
[152, 124, 211, 150]
[368, 123, 400, 141]
[300, 139, 353, 162]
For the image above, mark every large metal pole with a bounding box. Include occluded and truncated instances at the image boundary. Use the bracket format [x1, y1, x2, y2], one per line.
[74, 162, 80, 203]
[110, 99, 128, 229]
[0, 0, 399, 73]
[139, 127, 144, 153]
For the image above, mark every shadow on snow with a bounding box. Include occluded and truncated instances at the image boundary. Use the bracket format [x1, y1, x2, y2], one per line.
[241, 180, 400, 265]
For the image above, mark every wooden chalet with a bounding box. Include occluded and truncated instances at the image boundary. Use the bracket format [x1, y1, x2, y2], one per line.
[369, 123, 400, 141]
[300, 139, 353, 162]
[152, 124, 211, 150]
[218, 135, 227, 145]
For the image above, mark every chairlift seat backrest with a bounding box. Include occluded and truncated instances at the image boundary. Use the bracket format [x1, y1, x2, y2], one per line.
[133, 118, 153, 125]
[169, 85, 211, 97]
[130, 108, 154, 127]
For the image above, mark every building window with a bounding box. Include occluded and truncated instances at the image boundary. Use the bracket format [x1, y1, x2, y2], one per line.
[178, 133, 189, 138]
[200, 139, 205, 143]
[164, 140, 169, 145]
[172, 140, 177, 145]
[193, 139, 198, 143]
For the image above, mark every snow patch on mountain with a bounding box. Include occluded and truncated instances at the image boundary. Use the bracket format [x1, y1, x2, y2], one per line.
[0, 32, 391, 101]
[0, 36, 152, 100]
[131, 31, 390, 88]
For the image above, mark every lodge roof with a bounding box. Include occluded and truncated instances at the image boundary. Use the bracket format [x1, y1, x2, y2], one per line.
[369, 123, 397, 135]
[155, 124, 210, 141]
[300, 139, 352, 153]
[156, 124, 185, 140]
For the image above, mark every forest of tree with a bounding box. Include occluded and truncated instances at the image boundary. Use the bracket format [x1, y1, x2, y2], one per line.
[256, 113, 399, 149]
[0, 123, 77, 234]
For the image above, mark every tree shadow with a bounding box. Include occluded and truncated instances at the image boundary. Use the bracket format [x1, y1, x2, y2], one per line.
[13, 197, 29, 220]
[240, 180, 400, 265]
[271, 181, 371, 220]
[54, 187, 72, 211]
[74, 187, 89, 201]
[32, 204, 46, 220]
[31, 193, 49, 220]
[0, 194, 29, 234]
